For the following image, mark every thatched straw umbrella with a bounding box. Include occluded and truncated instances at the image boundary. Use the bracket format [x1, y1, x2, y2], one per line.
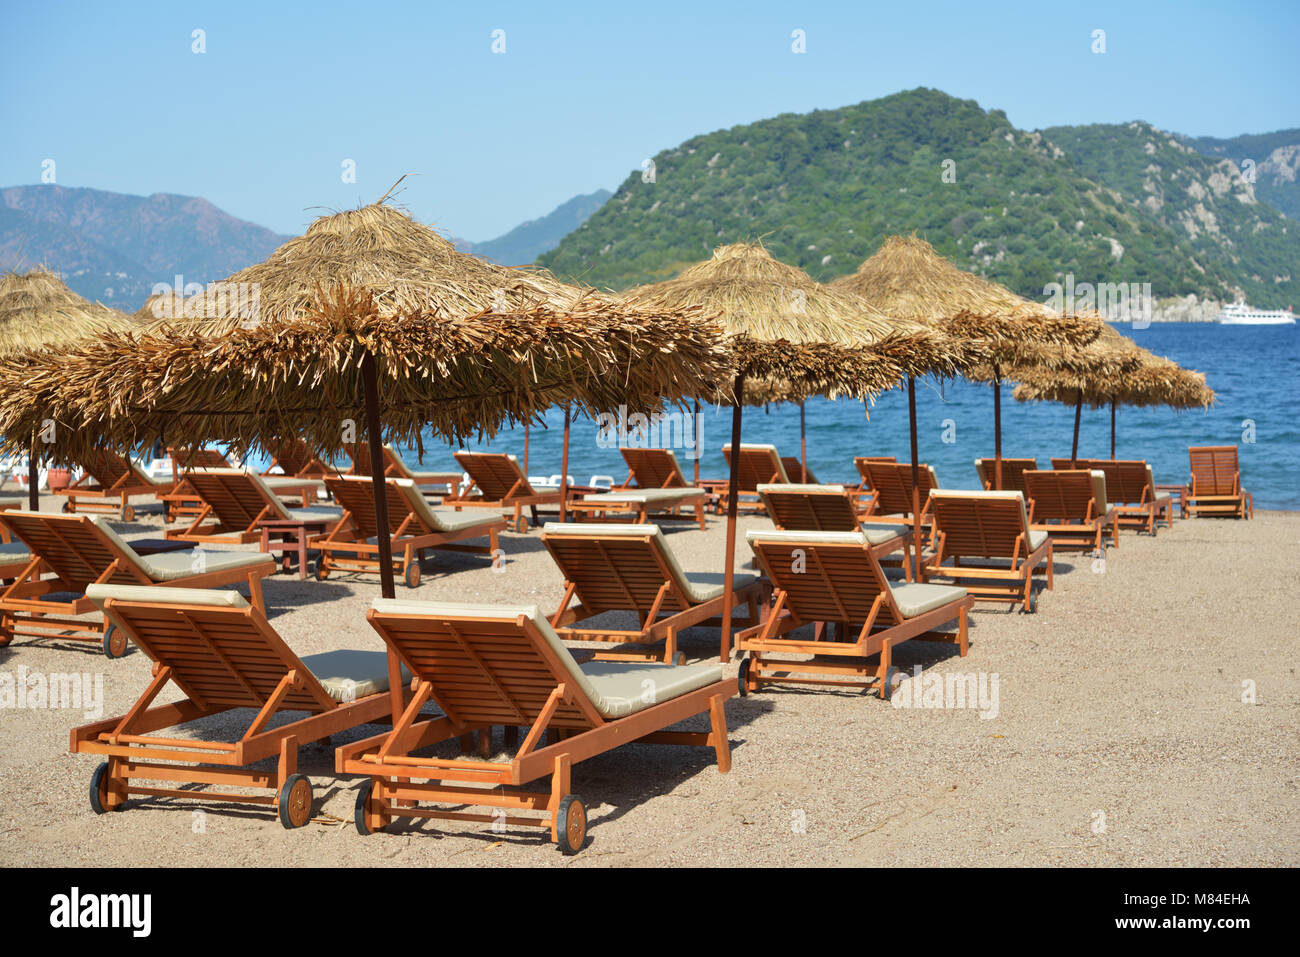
[0, 268, 133, 508]
[831, 235, 1106, 495]
[1012, 346, 1214, 459]
[628, 242, 975, 659]
[0, 204, 730, 605]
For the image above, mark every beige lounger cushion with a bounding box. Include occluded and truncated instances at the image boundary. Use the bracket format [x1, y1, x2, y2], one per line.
[0, 541, 32, 564]
[579, 488, 704, 506]
[745, 523, 902, 546]
[263, 475, 326, 491]
[1089, 470, 1110, 514]
[371, 598, 724, 719]
[87, 583, 251, 609]
[391, 479, 501, 532]
[285, 505, 345, 523]
[756, 483, 846, 495]
[91, 516, 274, 581]
[299, 649, 407, 701]
[544, 522, 756, 601]
[746, 530, 966, 616]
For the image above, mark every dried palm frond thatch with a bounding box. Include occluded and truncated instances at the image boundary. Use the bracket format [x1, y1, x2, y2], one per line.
[1012, 352, 1215, 410]
[626, 242, 978, 401]
[0, 280, 732, 464]
[0, 268, 133, 354]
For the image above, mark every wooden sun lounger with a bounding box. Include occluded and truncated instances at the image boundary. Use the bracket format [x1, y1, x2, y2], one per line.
[0, 540, 50, 586]
[780, 456, 818, 484]
[1057, 459, 1172, 535]
[564, 487, 708, 530]
[974, 457, 1038, 494]
[444, 451, 564, 533]
[54, 450, 167, 522]
[922, 490, 1053, 612]
[859, 461, 940, 547]
[852, 455, 897, 510]
[1023, 469, 1119, 553]
[718, 443, 789, 515]
[542, 523, 764, 663]
[336, 599, 737, 854]
[165, 468, 342, 545]
[757, 483, 913, 577]
[617, 447, 717, 517]
[346, 443, 461, 494]
[1186, 445, 1253, 519]
[739, 530, 971, 697]
[265, 437, 335, 479]
[0, 511, 274, 657]
[159, 447, 234, 522]
[311, 476, 505, 587]
[71, 585, 399, 827]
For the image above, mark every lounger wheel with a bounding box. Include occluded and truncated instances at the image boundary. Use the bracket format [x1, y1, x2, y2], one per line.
[89, 762, 121, 814]
[121, 505, 135, 523]
[102, 624, 127, 659]
[311, 558, 329, 581]
[278, 774, 313, 829]
[555, 794, 587, 855]
[61, 501, 73, 513]
[1023, 592, 1038, 614]
[737, 656, 751, 697]
[354, 780, 385, 835]
[513, 515, 529, 534]
[404, 562, 421, 588]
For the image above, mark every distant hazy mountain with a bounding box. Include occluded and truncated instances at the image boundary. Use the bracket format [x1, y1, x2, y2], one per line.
[466, 190, 612, 265]
[1178, 129, 1300, 221]
[0, 185, 292, 309]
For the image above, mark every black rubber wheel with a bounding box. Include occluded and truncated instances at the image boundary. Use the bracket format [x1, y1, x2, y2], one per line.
[1023, 592, 1038, 614]
[89, 762, 120, 814]
[102, 624, 127, 659]
[737, 656, 751, 697]
[61, 501, 72, 513]
[404, 562, 421, 588]
[354, 780, 382, 835]
[555, 794, 587, 855]
[121, 505, 135, 523]
[311, 558, 329, 581]
[277, 773, 313, 829]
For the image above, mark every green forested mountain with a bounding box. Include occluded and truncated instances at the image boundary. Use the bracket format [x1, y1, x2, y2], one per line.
[1178, 128, 1300, 221]
[539, 89, 1299, 307]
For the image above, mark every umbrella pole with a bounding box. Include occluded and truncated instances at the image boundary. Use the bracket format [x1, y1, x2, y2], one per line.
[1110, 398, 1116, 459]
[27, 432, 38, 511]
[361, 349, 402, 722]
[799, 401, 808, 482]
[523, 422, 530, 475]
[1071, 388, 1083, 462]
[559, 405, 570, 523]
[908, 376, 921, 581]
[693, 399, 700, 486]
[993, 365, 1003, 491]
[719, 372, 745, 663]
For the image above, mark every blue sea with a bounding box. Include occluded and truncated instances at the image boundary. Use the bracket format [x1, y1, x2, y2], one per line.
[252, 323, 1300, 511]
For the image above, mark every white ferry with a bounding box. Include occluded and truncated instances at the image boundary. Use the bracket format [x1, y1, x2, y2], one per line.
[1218, 301, 1296, 325]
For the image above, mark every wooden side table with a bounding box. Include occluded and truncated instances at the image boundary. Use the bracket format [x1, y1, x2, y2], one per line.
[258, 519, 332, 579]
[1154, 483, 1189, 520]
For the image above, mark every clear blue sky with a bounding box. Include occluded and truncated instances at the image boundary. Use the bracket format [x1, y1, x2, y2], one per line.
[2, 0, 1296, 242]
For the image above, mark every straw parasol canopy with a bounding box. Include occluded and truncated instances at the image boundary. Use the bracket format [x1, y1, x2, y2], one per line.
[0, 204, 732, 465]
[627, 242, 977, 402]
[0, 267, 132, 354]
[1012, 355, 1214, 410]
[830, 235, 1105, 369]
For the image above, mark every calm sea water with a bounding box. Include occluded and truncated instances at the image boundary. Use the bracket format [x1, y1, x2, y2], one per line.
[248, 323, 1300, 511]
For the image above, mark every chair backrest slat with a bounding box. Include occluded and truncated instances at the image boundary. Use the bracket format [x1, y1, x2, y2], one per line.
[454, 452, 534, 499]
[620, 448, 687, 489]
[749, 534, 901, 625]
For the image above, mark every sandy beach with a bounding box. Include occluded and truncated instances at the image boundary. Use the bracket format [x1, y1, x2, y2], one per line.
[1, 496, 1296, 868]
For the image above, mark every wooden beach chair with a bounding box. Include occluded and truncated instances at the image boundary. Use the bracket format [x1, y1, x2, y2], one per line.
[719, 443, 789, 514]
[565, 487, 708, 530]
[780, 457, 819, 484]
[1023, 469, 1119, 553]
[265, 437, 335, 479]
[922, 490, 1053, 612]
[165, 468, 343, 545]
[71, 584, 399, 827]
[542, 523, 763, 663]
[1083, 460, 1173, 535]
[739, 529, 971, 697]
[159, 448, 234, 522]
[444, 451, 564, 533]
[346, 443, 461, 494]
[974, 457, 1038, 494]
[0, 511, 273, 657]
[1186, 446, 1253, 519]
[336, 599, 736, 853]
[757, 483, 913, 576]
[859, 461, 941, 548]
[617, 447, 694, 491]
[312, 476, 505, 587]
[852, 455, 896, 510]
[54, 450, 167, 522]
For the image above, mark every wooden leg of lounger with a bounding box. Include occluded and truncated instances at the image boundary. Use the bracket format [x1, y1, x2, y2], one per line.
[708, 693, 731, 773]
[876, 641, 892, 700]
[477, 728, 493, 759]
[695, 501, 706, 531]
[247, 572, 265, 615]
[278, 735, 298, 790]
[549, 755, 572, 844]
[1046, 548, 1054, 590]
[958, 606, 969, 656]
[664, 626, 677, 664]
[104, 755, 128, 810]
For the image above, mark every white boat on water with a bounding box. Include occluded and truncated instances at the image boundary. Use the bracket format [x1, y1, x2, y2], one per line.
[1218, 301, 1296, 325]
